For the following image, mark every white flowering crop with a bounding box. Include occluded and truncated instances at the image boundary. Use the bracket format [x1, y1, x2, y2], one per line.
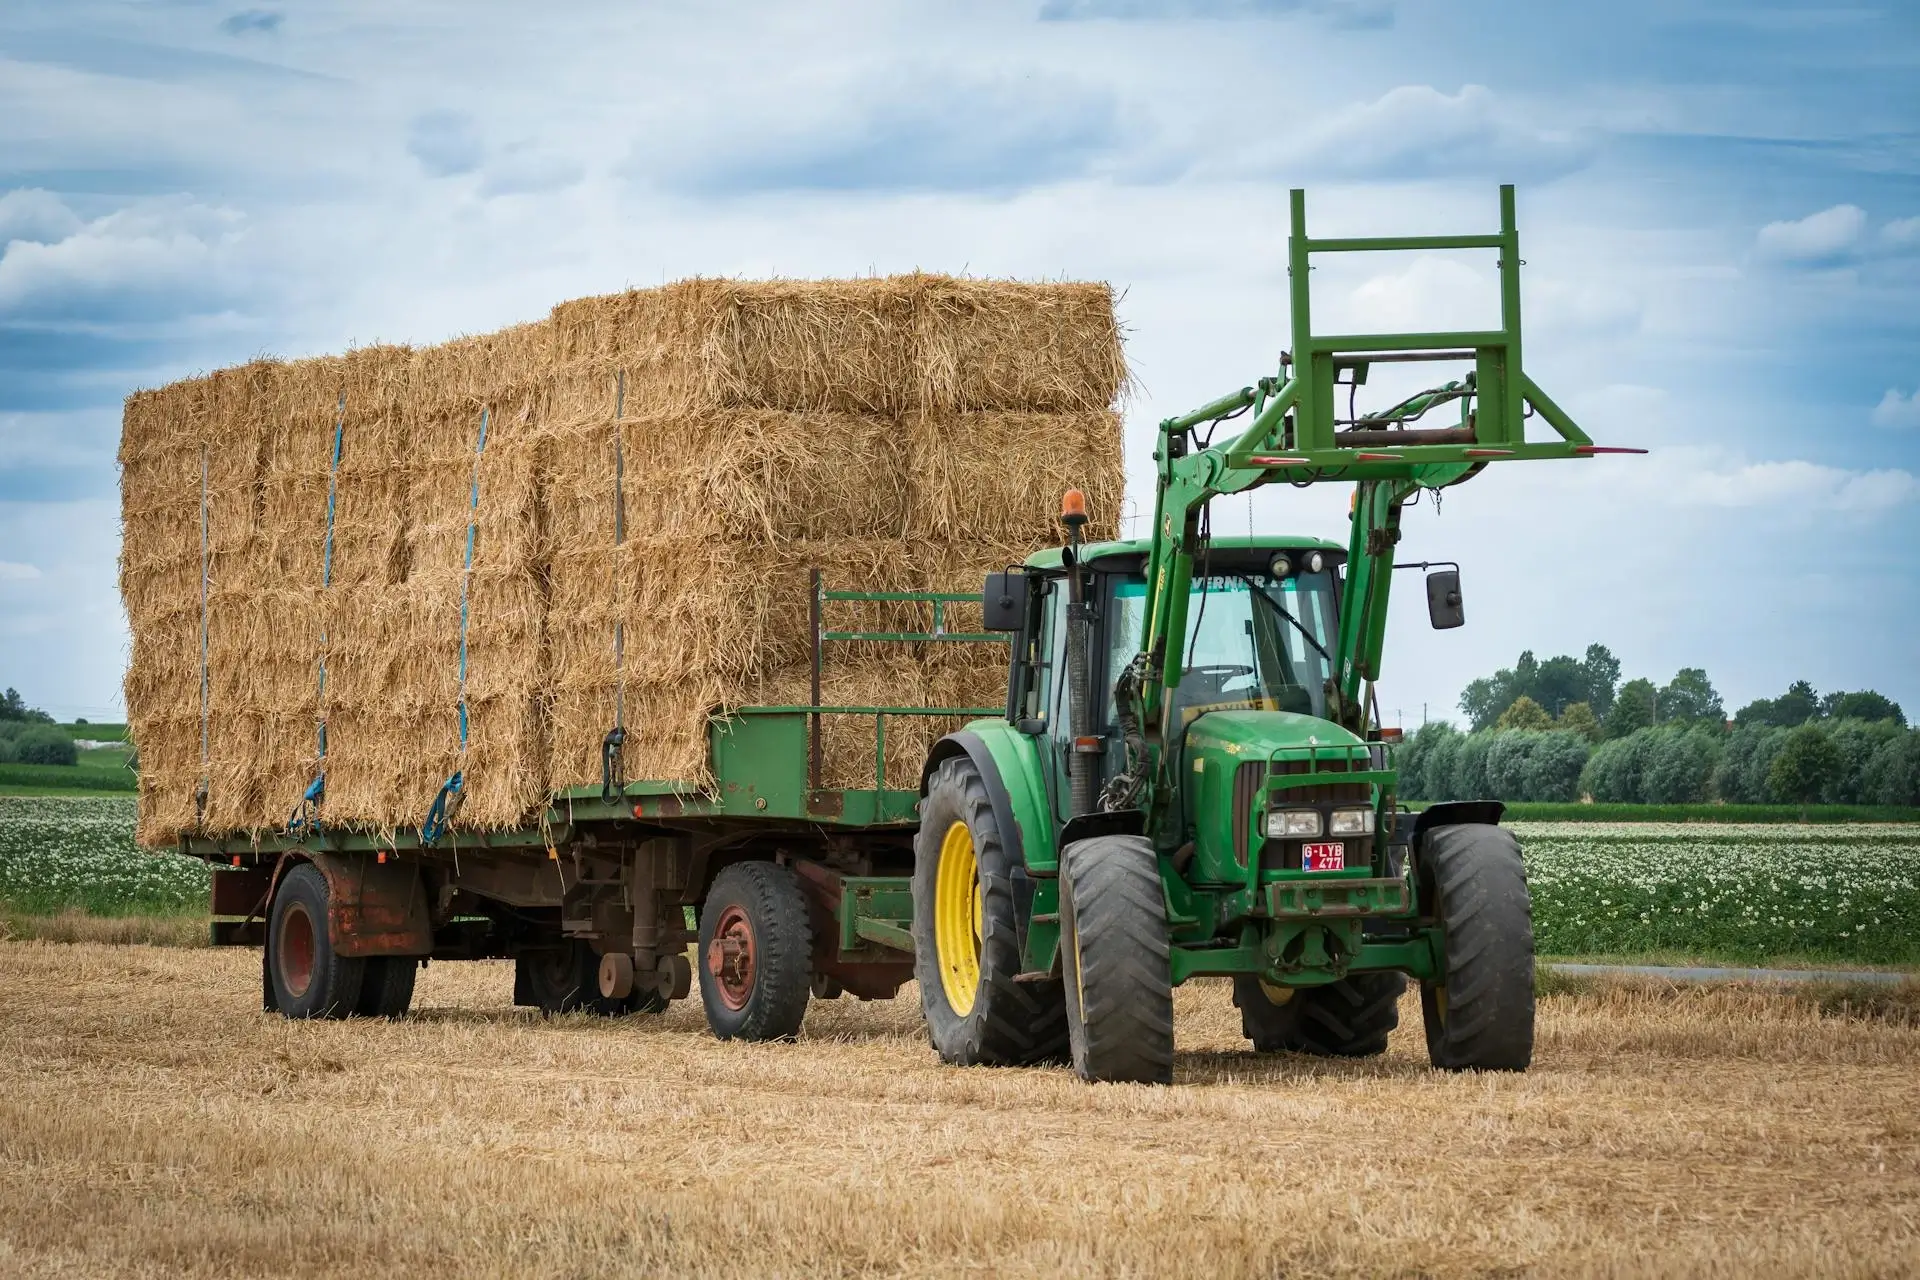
[1510, 821, 1920, 964]
[0, 796, 209, 915]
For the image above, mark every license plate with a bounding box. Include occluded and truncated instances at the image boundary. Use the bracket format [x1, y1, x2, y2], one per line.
[1301, 842, 1345, 871]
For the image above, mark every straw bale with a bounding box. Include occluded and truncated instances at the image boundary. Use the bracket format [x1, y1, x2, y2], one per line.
[916, 278, 1127, 414]
[905, 409, 1125, 545]
[133, 733, 201, 848]
[322, 700, 457, 829]
[456, 695, 547, 829]
[611, 679, 733, 788]
[408, 323, 554, 405]
[124, 273, 1126, 840]
[549, 275, 1126, 417]
[200, 709, 267, 833]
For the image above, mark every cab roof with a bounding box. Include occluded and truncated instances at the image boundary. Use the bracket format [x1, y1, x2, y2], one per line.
[1023, 534, 1346, 571]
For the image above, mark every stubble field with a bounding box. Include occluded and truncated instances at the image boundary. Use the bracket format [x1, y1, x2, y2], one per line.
[1, 942, 1916, 1278]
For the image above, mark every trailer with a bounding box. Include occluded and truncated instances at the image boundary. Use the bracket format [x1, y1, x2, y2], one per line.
[190, 573, 994, 1033]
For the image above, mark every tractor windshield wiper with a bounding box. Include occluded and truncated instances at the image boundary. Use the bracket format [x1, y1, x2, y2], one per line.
[1235, 575, 1332, 664]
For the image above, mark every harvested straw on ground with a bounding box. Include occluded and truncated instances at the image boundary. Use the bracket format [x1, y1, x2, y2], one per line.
[122, 274, 1127, 843]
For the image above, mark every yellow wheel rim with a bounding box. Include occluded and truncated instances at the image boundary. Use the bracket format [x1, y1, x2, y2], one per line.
[1258, 978, 1295, 1006]
[934, 820, 983, 1017]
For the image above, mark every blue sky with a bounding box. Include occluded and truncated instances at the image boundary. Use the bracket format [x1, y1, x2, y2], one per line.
[0, 0, 1915, 725]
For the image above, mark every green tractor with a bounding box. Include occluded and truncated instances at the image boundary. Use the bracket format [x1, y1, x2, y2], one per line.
[910, 185, 1639, 1082]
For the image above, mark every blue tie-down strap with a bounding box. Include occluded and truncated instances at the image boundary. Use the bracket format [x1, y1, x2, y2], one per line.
[286, 773, 326, 837]
[422, 771, 464, 844]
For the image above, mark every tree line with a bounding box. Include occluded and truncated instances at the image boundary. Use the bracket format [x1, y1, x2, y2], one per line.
[1401, 652, 1916, 807]
[0, 688, 78, 766]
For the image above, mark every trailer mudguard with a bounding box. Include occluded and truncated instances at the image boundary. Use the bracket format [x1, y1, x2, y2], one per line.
[305, 851, 434, 958]
[921, 724, 1060, 876]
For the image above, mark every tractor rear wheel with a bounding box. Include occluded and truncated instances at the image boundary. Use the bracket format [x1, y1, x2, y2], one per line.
[354, 956, 419, 1018]
[1233, 972, 1404, 1056]
[698, 862, 813, 1042]
[1060, 834, 1175, 1084]
[267, 863, 365, 1019]
[1420, 823, 1535, 1071]
[912, 756, 1068, 1066]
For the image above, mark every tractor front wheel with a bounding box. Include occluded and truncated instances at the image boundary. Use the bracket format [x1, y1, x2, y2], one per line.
[1060, 834, 1175, 1084]
[1420, 822, 1535, 1071]
[912, 756, 1068, 1066]
[698, 862, 813, 1042]
[1233, 971, 1404, 1056]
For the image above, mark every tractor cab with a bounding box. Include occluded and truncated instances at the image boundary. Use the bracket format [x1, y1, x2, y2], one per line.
[997, 536, 1357, 846]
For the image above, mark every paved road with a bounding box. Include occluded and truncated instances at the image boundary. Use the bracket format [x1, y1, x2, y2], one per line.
[1544, 962, 1915, 987]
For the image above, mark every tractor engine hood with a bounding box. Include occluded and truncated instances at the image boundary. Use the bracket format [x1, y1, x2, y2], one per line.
[1182, 708, 1368, 768]
[1179, 709, 1378, 887]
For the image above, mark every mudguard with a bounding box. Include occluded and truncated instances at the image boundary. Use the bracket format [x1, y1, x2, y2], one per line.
[921, 723, 1060, 876]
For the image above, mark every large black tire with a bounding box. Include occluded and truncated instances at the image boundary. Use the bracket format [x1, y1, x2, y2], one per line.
[1233, 971, 1405, 1056]
[354, 956, 419, 1018]
[1420, 823, 1535, 1071]
[1059, 834, 1175, 1084]
[912, 756, 1069, 1066]
[698, 862, 813, 1042]
[515, 942, 637, 1017]
[267, 863, 365, 1019]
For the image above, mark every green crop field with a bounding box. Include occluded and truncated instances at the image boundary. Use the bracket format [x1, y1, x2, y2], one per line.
[1515, 821, 1920, 967]
[3, 796, 1917, 969]
[57, 723, 128, 742]
[0, 743, 138, 796]
[1504, 801, 1920, 824]
[0, 796, 207, 918]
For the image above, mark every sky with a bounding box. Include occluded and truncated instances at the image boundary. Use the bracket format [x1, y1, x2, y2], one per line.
[0, 0, 1916, 727]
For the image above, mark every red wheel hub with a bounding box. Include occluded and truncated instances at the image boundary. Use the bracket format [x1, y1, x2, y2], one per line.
[705, 905, 756, 1011]
[277, 900, 316, 999]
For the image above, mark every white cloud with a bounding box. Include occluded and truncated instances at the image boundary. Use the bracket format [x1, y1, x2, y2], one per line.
[1882, 217, 1920, 250]
[1645, 449, 1919, 514]
[0, 561, 43, 581]
[1872, 388, 1920, 430]
[0, 196, 242, 319]
[0, 188, 84, 245]
[1288, 84, 1594, 180]
[1754, 204, 1866, 264]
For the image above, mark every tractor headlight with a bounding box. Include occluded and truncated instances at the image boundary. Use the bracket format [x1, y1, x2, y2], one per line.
[1266, 808, 1322, 838]
[1329, 808, 1375, 835]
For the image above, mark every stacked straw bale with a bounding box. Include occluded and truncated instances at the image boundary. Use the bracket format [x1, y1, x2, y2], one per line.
[121, 274, 1124, 844]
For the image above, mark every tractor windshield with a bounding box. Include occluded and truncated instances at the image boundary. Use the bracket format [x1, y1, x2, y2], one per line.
[1107, 570, 1338, 726]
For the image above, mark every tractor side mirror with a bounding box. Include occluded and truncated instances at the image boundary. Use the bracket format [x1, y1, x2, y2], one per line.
[982, 572, 1030, 632]
[1426, 569, 1465, 630]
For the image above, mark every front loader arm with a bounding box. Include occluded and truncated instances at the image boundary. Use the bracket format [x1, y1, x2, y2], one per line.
[1130, 421, 1421, 840]
[1111, 184, 1636, 845]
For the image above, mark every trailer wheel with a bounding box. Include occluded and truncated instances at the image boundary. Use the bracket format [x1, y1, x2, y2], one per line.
[1232, 972, 1404, 1056]
[354, 957, 419, 1019]
[912, 756, 1068, 1067]
[1420, 823, 1535, 1071]
[267, 863, 365, 1019]
[516, 942, 641, 1016]
[1059, 834, 1175, 1084]
[698, 862, 812, 1042]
